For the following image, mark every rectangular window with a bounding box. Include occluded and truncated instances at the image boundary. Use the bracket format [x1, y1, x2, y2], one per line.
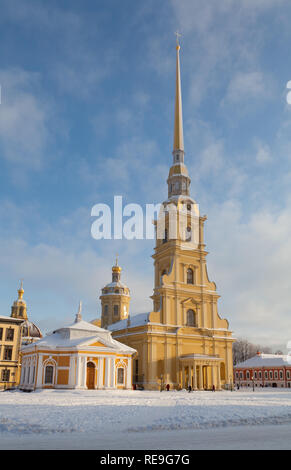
[269, 371, 273, 379]
[2, 369, 10, 382]
[117, 368, 124, 384]
[280, 370, 283, 380]
[114, 305, 119, 316]
[287, 371, 290, 380]
[0, 327, 3, 340]
[259, 371, 262, 379]
[4, 346, 13, 361]
[265, 371, 268, 379]
[254, 371, 257, 379]
[6, 328, 14, 341]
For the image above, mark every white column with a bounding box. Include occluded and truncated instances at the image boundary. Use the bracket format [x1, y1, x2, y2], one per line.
[193, 364, 197, 390]
[127, 358, 132, 389]
[82, 357, 87, 388]
[182, 366, 185, 388]
[76, 356, 82, 388]
[217, 365, 221, 390]
[36, 354, 43, 388]
[199, 366, 203, 390]
[97, 357, 103, 389]
[105, 357, 110, 388]
[111, 357, 116, 388]
[68, 356, 75, 388]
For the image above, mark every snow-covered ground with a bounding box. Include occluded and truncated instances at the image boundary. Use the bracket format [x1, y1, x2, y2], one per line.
[1, 388, 291, 449]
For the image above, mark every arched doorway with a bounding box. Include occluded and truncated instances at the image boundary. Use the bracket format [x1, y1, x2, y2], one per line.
[86, 362, 96, 389]
[220, 363, 226, 381]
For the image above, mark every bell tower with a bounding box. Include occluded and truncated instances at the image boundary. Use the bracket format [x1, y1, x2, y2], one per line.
[11, 281, 28, 320]
[100, 258, 130, 328]
[151, 38, 228, 333]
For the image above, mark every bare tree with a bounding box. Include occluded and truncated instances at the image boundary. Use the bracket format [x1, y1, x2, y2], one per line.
[233, 338, 272, 365]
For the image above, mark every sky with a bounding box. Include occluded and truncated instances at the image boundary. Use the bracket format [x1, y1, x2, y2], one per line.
[0, 0, 291, 351]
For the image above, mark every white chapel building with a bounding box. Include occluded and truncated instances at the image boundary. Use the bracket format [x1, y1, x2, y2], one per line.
[19, 304, 136, 391]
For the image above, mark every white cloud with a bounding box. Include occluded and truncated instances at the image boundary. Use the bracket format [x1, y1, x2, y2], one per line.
[254, 140, 273, 164]
[223, 71, 267, 105]
[0, 68, 51, 169]
[206, 197, 291, 350]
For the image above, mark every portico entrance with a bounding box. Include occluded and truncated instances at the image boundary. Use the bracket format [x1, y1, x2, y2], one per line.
[180, 354, 222, 390]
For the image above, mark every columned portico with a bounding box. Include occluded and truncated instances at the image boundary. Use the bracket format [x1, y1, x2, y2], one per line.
[180, 354, 222, 390]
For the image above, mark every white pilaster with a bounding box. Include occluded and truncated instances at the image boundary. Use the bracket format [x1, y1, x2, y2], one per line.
[36, 354, 43, 388]
[97, 358, 103, 389]
[105, 357, 110, 388]
[126, 358, 132, 389]
[111, 357, 116, 388]
[82, 357, 87, 388]
[75, 356, 82, 388]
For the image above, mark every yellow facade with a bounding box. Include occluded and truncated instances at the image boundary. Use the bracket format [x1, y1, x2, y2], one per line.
[0, 283, 42, 389]
[0, 316, 23, 389]
[97, 42, 234, 391]
[20, 309, 136, 391]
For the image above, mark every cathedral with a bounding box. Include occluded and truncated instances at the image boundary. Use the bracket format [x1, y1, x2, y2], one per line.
[92, 42, 235, 391]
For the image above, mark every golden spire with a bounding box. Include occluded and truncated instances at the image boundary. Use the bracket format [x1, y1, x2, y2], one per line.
[18, 279, 24, 300]
[112, 254, 121, 273]
[173, 32, 184, 152]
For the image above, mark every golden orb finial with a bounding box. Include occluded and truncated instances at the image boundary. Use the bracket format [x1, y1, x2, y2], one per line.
[18, 279, 24, 299]
[112, 255, 122, 273]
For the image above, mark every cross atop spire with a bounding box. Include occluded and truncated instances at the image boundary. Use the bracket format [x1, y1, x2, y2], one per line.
[175, 31, 181, 47]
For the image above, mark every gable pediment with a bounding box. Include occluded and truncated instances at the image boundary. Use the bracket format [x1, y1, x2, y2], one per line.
[181, 297, 200, 307]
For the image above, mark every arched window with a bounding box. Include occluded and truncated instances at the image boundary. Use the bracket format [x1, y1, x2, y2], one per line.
[44, 365, 54, 385]
[163, 228, 168, 244]
[104, 305, 108, 316]
[187, 268, 194, 284]
[187, 309, 196, 327]
[186, 226, 192, 241]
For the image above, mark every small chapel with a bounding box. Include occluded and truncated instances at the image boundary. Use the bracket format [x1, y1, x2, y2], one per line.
[20, 303, 136, 391]
[92, 40, 234, 390]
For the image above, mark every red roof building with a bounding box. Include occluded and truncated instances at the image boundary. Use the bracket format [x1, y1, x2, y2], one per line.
[234, 352, 291, 388]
